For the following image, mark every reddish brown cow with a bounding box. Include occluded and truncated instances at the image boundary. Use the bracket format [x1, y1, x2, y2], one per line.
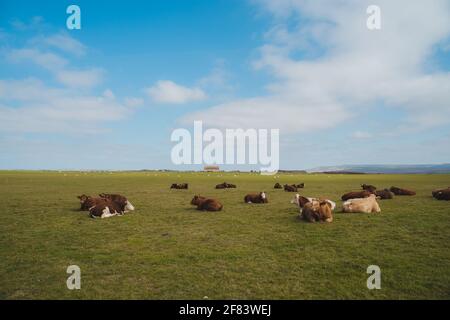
[191, 195, 223, 211]
[341, 190, 371, 201]
[389, 186, 416, 196]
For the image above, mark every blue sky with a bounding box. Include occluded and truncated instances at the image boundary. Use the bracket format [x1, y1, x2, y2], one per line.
[1, 0, 450, 170]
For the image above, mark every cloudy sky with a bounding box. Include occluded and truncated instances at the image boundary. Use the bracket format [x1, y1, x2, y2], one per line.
[1, 0, 449, 170]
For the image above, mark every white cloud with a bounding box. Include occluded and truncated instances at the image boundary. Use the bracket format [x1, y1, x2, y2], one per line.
[7, 41, 101, 88]
[28, 33, 86, 56]
[181, 0, 450, 133]
[146, 80, 206, 104]
[0, 78, 132, 134]
[8, 48, 68, 71]
[55, 68, 103, 88]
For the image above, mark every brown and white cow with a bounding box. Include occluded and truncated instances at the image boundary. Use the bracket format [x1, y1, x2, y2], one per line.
[432, 188, 450, 200]
[99, 193, 135, 212]
[342, 194, 381, 213]
[191, 195, 223, 211]
[299, 200, 333, 223]
[290, 193, 336, 212]
[89, 199, 125, 218]
[244, 192, 268, 204]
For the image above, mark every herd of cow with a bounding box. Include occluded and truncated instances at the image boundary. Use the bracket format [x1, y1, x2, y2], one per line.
[76, 182, 450, 220]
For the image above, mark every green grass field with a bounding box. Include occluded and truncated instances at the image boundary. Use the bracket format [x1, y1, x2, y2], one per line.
[0, 171, 449, 299]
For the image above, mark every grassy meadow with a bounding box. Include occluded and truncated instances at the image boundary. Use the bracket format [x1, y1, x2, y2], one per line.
[0, 170, 449, 299]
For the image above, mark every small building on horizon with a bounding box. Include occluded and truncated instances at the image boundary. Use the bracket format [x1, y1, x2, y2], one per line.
[204, 165, 220, 172]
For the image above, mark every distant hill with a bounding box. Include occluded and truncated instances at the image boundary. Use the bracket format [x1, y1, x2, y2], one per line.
[307, 164, 450, 174]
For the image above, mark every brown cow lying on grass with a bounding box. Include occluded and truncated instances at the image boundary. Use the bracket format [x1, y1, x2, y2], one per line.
[432, 188, 450, 200]
[89, 199, 127, 218]
[284, 184, 298, 192]
[274, 182, 282, 189]
[244, 192, 268, 204]
[191, 195, 223, 211]
[375, 189, 394, 199]
[77, 193, 135, 218]
[390, 186, 416, 196]
[361, 184, 377, 193]
[170, 183, 188, 189]
[341, 190, 371, 201]
[98, 193, 135, 212]
[342, 194, 381, 213]
[215, 182, 236, 189]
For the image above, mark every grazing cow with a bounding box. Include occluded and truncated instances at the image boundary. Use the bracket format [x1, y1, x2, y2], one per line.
[432, 188, 450, 200]
[77, 194, 106, 211]
[244, 192, 268, 204]
[342, 194, 381, 213]
[299, 200, 333, 223]
[274, 182, 282, 189]
[190, 195, 223, 211]
[294, 183, 305, 188]
[89, 199, 125, 218]
[389, 186, 416, 196]
[284, 184, 298, 192]
[98, 193, 135, 212]
[341, 190, 371, 201]
[170, 183, 188, 189]
[375, 189, 394, 200]
[361, 184, 377, 193]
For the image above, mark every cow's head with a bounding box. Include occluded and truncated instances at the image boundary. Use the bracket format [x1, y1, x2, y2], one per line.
[191, 195, 203, 205]
[125, 200, 135, 211]
[77, 194, 89, 203]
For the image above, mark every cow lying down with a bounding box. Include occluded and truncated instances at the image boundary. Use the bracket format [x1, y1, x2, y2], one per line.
[244, 192, 268, 203]
[290, 194, 336, 223]
[191, 195, 223, 211]
[342, 194, 381, 213]
[77, 193, 135, 218]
